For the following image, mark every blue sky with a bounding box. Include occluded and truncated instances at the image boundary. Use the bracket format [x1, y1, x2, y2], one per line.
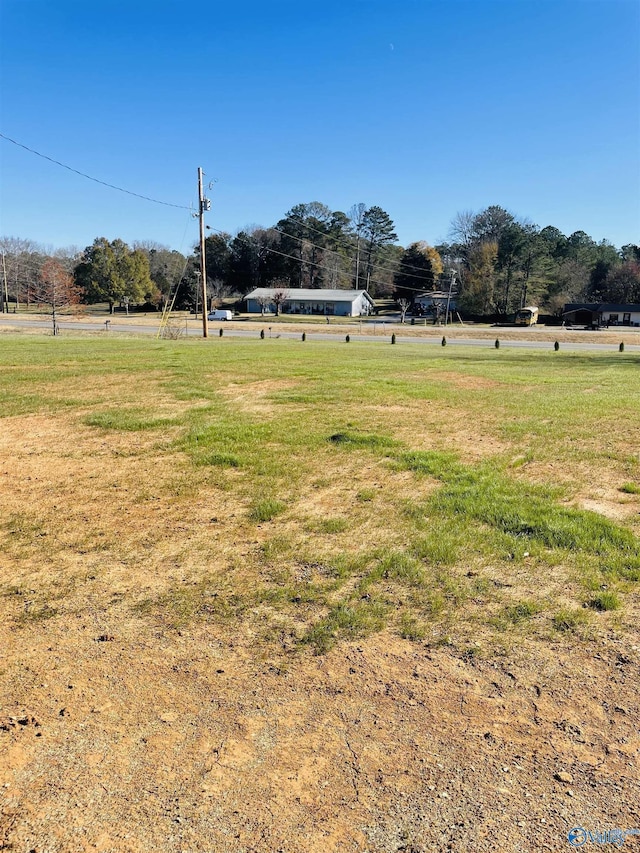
[1, 0, 638, 255]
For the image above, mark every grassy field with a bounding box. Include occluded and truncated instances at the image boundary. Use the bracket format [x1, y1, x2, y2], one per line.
[3, 332, 640, 852]
[2, 333, 639, 656]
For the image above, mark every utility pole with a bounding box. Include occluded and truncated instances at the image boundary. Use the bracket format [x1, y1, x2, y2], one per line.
[444, 270, 456, 327]
[349, 203, 366, 290]
[198, 167, 209, 338]
[1, 252, 8, 313]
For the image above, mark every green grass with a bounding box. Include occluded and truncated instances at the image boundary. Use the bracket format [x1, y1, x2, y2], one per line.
[196, 450, 241, 468]
[398, 612, 428, 641]
[249, 498, 286, 522]
[1, 335, 639, 654]
[310, 517, 349, 534]
[399, 451, 635, 555]
[84, 410, 180, 431]
[587, 591, 621, 611]
[502, 600, 541, 624]
[552, 608, 590, 632]
[375, 550, 426, 586]
[410, 531, 461, 566]
[620, 482, 640, 495]
[327, 431, 398, 450]
[601, 555, 640, 582]
[301, 601, 388, 654]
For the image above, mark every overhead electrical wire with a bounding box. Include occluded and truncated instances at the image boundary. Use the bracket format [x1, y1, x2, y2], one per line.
[256, 243, 453, 296]
[207, 225, 452, 294]
[272, 217, 444, 275]
[2, 131, 449, 284]
[0, 132, 193, 211]
[216, 221, 442, 282]
[271, 226, 441, 283]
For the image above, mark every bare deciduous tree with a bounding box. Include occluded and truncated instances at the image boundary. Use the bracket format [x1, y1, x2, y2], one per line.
[398, 297, 411, 323]
[448, 210, 477, 247]
[208, 277, 232, 309]
[256, 294, 271, 315]
[271, 287, 289, 317]
[34, 258, 82, 335]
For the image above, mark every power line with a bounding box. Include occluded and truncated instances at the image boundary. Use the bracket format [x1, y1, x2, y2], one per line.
[209, 228, 445, 293]
[2, 132, 444, 281]
[272, 216, 441, 276]
[261, 243, 450, 296]
[210, 223, 442, 285]
[208, 225, 444, 292]
[228, 211, 441, 278]
[0, 132, 193, 211]
[271, 225, 440, 283]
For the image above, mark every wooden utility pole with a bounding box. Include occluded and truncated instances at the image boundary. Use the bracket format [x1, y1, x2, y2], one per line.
[444, 270, 456, 327]
[198, 167, 209, 338]
[1, 252, 8, 313]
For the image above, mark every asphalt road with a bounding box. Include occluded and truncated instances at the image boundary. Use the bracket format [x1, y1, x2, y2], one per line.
[1, 314, 638, 352]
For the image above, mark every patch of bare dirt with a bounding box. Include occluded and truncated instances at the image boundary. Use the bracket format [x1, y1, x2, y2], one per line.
[0, 413, 246, 604]
[361, 401, 511, 464]
[218, 379, 300, 415]
[1, 624, 639, 853]
[523, 460, 640, 531]
[426, 372, 506, 391]
[579, 497, 633, 522]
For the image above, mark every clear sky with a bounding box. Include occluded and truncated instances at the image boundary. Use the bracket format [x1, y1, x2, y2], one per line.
[1, 0, 639, 255]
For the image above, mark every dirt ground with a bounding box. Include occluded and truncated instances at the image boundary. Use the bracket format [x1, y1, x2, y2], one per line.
[2, 621, 639, 852]
[1, 325, 639, 852]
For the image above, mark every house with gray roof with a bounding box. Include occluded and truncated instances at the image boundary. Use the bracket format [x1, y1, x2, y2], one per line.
[245, 288, 375, 317]
[563, 303, 640, 328]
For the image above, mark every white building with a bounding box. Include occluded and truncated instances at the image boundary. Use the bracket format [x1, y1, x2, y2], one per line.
[563, 303, 640, 328]
[245, 288, 374, 317]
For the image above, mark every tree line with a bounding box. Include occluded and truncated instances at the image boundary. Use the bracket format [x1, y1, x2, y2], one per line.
[2, 202, 639, 318]
[440, 206, 640, 317]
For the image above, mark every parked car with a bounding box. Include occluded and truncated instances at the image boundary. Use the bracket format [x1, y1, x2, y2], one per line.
[208, 309, 233, 321]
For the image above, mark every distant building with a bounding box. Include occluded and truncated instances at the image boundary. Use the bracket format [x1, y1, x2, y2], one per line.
[563, 303, 640, 328]
[413, 290, 457, 318]
[245, 288, 375, 317]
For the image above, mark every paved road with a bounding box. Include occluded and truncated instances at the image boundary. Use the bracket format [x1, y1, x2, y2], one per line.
[0, 314, 637, 352]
